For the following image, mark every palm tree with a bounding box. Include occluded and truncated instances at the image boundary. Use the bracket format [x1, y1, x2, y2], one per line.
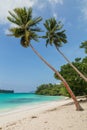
[7, 7, 83, 111]
[80, 41, 87, 54]
[42, 18, 87, 82]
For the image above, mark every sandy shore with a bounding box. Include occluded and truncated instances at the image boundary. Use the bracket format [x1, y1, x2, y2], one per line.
[0, 98, 87, 130]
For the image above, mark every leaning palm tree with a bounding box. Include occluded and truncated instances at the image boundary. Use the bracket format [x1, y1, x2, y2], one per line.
[42, 18, 87, 82]
[80, 41, 87, 54]
[7, 7, 83, 111]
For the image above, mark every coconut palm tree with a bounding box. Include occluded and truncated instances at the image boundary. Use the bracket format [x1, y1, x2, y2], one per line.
[80, 41, 87, 54]
[7, 7, 83, 111]
[42, 18, 87, 82]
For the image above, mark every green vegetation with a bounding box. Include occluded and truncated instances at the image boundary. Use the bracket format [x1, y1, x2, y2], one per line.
[54, 57, 87, 97]
[36, 57, 87, 97]
[0, 89, 14, 93]
[80, 41, 87, 54]
[7, 7, 42, 47]
[35, 83, 70, 96]
[35, 83, 63, 96]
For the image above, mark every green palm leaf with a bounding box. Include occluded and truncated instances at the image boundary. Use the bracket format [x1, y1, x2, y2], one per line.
[9, 28, 24, 37]
[80, 41, 87, 53]
[25, 17, 42, 28]
[7, 7, 42, 47]
[43, 17, 67, 47]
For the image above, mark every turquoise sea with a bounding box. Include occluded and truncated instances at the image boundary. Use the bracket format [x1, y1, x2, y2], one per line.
[0, 93, 64, 112]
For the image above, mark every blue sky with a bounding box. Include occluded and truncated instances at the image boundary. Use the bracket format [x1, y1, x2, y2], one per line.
[0, 0, 87, 92]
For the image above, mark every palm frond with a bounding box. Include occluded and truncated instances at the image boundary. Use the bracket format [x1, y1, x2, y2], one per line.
[57, 21, 63, 30]
[27, 7, 32, 21]
[80, 41, 87, 48]
[41, 36, 47, 39]
[30, 27, 43, 32]
[7, 11, 22, 26]
[50, 18, 57, 30]
[43, 17, 67, 47]
[33, 17, 42, 24]
[26, 16, 42, 28]
[46, 39, 50, 47]
[7, 16, 18, 26]
[30, 32, 39, 42]
[14, 7, 28, 25]
[44, 20, 51, 31]
[80, 41, 87, 53]
[7, 7, 42, 47]
[9, 27, 24, 38]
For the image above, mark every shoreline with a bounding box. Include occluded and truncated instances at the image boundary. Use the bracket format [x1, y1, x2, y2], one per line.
[0, 97, 68, 116]
[0, 99, 72, 124]
[0, 93, 65, 113]
[0, 98, 71, 115]
[0, 98, 87, 130]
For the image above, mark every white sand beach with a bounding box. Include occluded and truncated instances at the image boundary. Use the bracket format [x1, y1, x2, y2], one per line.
[0, 98, 87, 130]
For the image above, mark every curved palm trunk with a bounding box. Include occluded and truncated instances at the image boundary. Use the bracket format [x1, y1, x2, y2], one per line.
[30, 44, 83, 111]
[56, 46, 87, 82]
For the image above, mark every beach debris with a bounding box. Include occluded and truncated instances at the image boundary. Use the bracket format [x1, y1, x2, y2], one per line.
[44, 121, 48, 123]
[31, 116, 37, 119]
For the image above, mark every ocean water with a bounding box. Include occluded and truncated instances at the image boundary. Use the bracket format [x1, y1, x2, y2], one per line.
[0, 93, 64, 112]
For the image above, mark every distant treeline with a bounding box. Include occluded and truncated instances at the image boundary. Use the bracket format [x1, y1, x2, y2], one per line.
[0, 89, 14, 93]
[35, 83, 64, 96]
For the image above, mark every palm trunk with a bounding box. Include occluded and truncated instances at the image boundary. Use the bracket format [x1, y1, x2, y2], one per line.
[30, 44, 83, 111]
[56, 46, 87, 82]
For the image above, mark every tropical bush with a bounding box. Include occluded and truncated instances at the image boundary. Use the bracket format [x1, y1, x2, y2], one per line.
[36, 57, 87, 97]
[54, 57, 87, 97]
[35, 83, 63, 96]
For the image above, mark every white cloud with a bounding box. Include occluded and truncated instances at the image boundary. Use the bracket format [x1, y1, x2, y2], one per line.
[49, 0, 63, 5]
[49, 0, 63, 20]
[53, 13, 58, 19]
[4, 28, 10, 35]
[0, 0, 37, 24]
[79, 0, 87, 21]
[0, 0, 64, 25]
[81, 6, 87, 20]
